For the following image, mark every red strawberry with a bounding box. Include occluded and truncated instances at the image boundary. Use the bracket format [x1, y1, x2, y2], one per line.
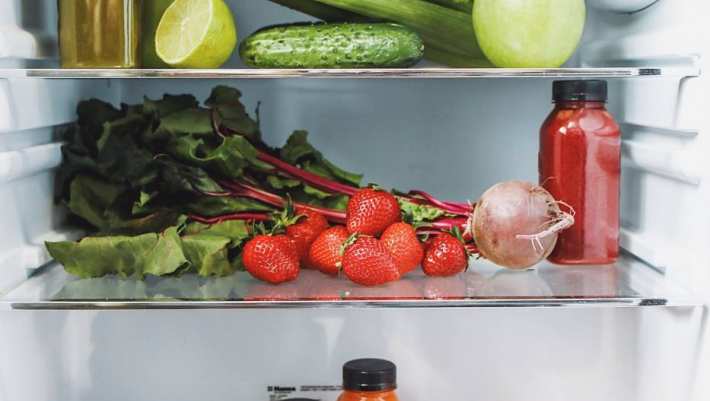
[342, 236, 400, 286]
[242, 234, 300, 284]
[422, 233, 468, 277]
[286, 209, 329, 264]
[346, 188, 401, 236]
[307, 226, 349, 275]
[381, 222, 424, 275]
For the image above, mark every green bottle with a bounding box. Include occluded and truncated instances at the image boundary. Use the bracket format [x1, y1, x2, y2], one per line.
[142, 0, 174, 68]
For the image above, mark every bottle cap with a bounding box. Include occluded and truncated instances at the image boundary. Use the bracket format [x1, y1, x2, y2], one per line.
[343, 358, 396, 392]
[553, 80, 607, 102]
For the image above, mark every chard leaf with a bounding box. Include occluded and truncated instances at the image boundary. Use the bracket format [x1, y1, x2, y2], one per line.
[156, 158, 224, 194]
[302, 184, 331, 199]
[266, 175, 301, 189]
[67, 175, 126, 229]
[155, 108, 214, 137]
[399, 199, 448, 224]
[187, 196, 272, 217]
[281, 130, 362, 186]
[106, 210, 185, 235]
[131, 191, 157, 215]
[181, 220, 250, 276]
[77, 99, 123, 148]
[143, 94, 198, 117]
[167, 134, 262, 178]
[46, 227, 187, 278]
[205, 86, 261, 142]
[182, 235, 234, 276]
[184, 220, 250, 244]
[95, 114, 155, 184]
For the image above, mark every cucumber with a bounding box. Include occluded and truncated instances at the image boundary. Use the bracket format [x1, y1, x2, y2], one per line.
[239, 23, 424, 68]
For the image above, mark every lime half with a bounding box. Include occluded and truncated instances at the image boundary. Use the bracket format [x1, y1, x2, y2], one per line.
[155, 0, 237, 68]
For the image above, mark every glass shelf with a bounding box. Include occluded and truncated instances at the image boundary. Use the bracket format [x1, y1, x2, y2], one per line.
[0, 67, 700, 79]
[1, 254, 697, 310]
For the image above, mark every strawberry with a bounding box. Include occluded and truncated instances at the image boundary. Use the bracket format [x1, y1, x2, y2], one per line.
[307, 226, 349, 275]
[346, 188, 401, 236]
[242, 234, 300, 284]
[422, 232, 468, 277]
[286, 209, 329, 264]
[342, 236, 400, 286]
[380, 222, 424, 275]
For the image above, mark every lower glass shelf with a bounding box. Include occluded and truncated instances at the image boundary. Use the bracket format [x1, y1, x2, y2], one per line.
[1, 254, 697, 310]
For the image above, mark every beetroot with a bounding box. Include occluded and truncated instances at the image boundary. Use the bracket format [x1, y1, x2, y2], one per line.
[471, 181, 574, 270]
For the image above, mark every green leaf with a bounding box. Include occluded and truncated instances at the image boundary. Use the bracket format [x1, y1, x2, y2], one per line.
[266, 175, 301, 189]
[76, 99, 124, 147]
[155, 108, 214, 138]
[186, 196, 273, 217]
[131, 191, 158, 215]
[181, 220, 251, 276]
[46, 227, 188, 278]
[398, 198, 448, 225]
[302, 184, 331, 200]
[95, 114, 156, 184]
[205, 85, 261, 142]
[321, 158, 363, 186]
[182, 235, 234, 277]
[143, 94, 198, 117]
[167, 134, 262, 178]
[155, 158, 225, 194]
[281, 130, 362, 186]
[106, 210, 186, 235]
[67, 175, 126, 229]
[184, 220, 249, 241]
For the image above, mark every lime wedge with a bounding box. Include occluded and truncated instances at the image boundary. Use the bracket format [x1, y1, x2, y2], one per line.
[155, 0, 237, 69]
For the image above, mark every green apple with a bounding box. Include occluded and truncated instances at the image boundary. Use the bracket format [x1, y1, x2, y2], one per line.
[142, 0, 175, 68]
[473, 0, 586, 68]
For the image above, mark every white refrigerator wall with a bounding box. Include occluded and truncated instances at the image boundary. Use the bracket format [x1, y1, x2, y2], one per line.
[0, 307, 704, 401]
[0, 1, 709, 401]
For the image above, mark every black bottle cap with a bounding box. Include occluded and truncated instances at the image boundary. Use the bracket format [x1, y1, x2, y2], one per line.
[553, 80, 607, 102]
[343, 358, 396, 392]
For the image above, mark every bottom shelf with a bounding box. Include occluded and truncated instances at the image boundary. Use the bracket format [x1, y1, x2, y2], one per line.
[1, 254, 697, 309]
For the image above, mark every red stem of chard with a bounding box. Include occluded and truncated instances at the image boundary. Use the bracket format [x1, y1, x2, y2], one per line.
[188, 212, 271, 225]
[221, 181, 347, 224]
[257, 151, 358, 196]
[408, 190, 472, 215]
[257, 149, 473, 217]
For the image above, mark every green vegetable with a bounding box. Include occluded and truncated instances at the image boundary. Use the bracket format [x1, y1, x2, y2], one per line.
[50, 85, 362, 278]
[46, 227, 188, 279]
[240, 23, 424, 68]
[424, 0, 472, 13]
[268, 0, 376, 22]
[306, 0, 490, 67]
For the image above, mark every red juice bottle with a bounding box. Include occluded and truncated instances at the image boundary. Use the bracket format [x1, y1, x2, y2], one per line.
[539, 80, 621, 265]
[338, 359, 400, 401]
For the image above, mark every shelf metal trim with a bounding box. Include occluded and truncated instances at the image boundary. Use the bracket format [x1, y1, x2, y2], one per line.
[7, 297, 688, 311]
[0, 67, 700, 79]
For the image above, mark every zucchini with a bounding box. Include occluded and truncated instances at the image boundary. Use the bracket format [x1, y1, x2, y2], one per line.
[240, 23, 424, 68]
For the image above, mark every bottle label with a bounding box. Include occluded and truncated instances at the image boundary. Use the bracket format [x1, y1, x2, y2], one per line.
[266, 384, 342, 401]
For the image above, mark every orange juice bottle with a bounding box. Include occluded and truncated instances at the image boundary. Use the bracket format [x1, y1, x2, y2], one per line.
[338, 359, 399, 401]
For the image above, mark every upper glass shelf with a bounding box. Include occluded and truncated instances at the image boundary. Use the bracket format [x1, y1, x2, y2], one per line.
[1, 254, 697, 310]
[0, 67, 700, 79]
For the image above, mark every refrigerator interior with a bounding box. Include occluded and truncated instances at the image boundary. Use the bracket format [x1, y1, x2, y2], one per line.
[0, 1, 709, 400]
